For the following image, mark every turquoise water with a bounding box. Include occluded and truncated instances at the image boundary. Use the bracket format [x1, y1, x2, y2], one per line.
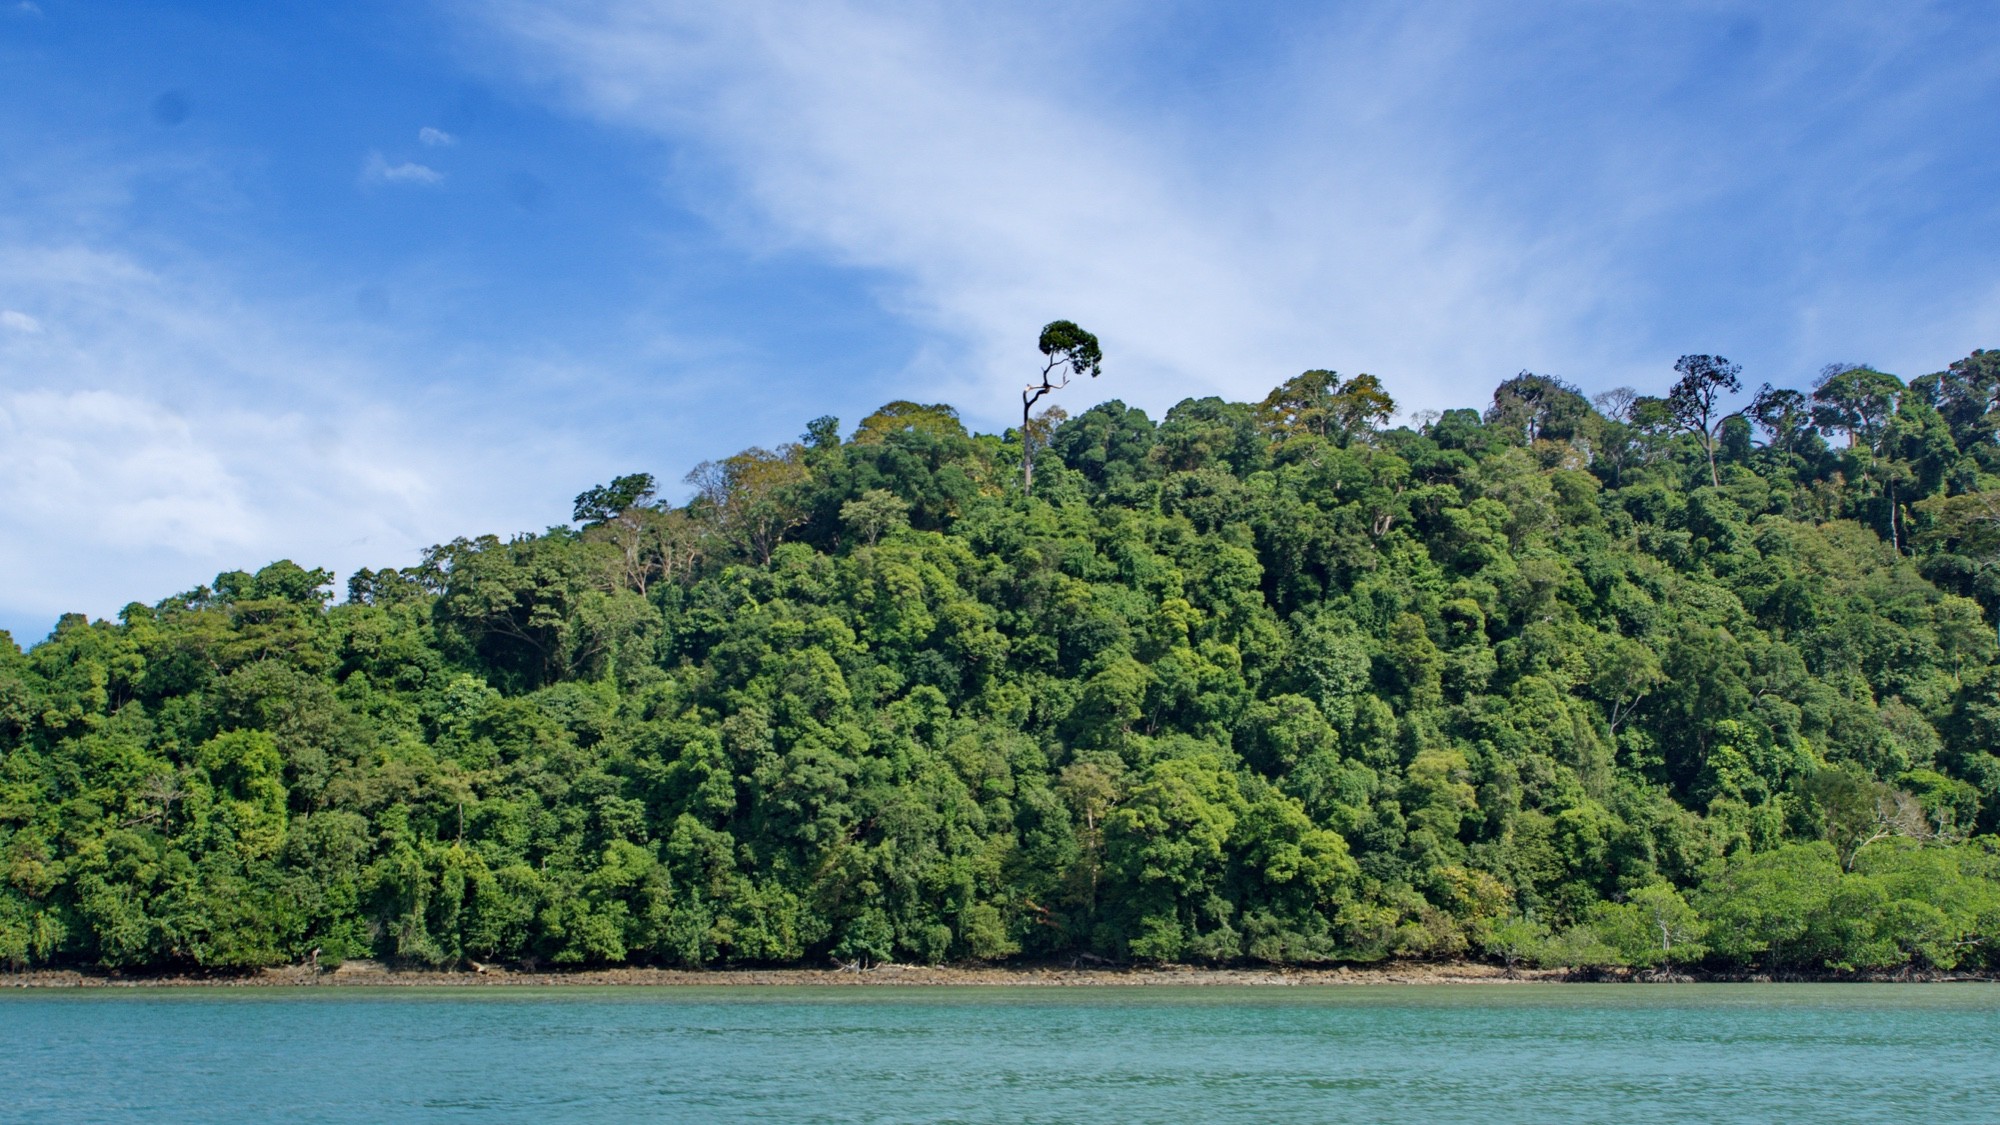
[2, 984, 1995, 1123]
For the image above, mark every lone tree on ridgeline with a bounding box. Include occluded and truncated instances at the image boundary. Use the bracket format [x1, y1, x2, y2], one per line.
[1666, 353, 1743, 487]
[1023, 320, 1102, 495]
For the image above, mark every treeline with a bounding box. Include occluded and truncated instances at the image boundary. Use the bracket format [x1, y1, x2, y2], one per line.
[5, 350, 2000, 975]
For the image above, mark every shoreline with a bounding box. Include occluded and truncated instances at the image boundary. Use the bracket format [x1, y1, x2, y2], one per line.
[6, 961, 1994, 989]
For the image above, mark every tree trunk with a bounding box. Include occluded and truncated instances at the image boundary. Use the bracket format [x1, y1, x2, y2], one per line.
[1887, 479, 1900, 551]
[1022, 395, 1034, 497]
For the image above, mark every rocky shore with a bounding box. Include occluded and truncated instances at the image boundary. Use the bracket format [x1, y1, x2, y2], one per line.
[9, 960, 1572, 988]
[10, 961, 1994, 989]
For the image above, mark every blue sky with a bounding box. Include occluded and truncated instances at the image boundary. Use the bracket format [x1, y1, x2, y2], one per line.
[3, 0, 1998, 641]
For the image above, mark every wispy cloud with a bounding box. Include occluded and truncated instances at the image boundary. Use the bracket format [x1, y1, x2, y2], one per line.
[4, 0, 1995, 640]
[0, 243, 596, 637]
[362, 150, 445, 186]
[0, 389, 255, 555]
[462, 1, 2000, 419]
[419, 125, 457, 147]
[457, 2, 1608, 418]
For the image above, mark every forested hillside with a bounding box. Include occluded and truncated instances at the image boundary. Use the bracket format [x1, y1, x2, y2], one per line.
[7, 350, 2000, 975]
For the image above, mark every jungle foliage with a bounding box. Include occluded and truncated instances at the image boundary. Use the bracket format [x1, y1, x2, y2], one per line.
[7, 351, 2000, 975]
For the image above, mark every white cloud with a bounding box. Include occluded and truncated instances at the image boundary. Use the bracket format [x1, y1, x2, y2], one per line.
[14, 2, 43, 16]
[362, 151, 445, 186]
[6, 0, 1990, 642]
[0, 389, 255, 554]
[0, 243, 595, 636]
[461, 2, 2000, 421]
[419, 126, 457, 147]
[459, 2, 1606, 420]
[1, 308, 40, 333]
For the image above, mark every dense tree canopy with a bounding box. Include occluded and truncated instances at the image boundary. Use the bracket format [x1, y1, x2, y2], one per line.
[6, 351, 2000, 975]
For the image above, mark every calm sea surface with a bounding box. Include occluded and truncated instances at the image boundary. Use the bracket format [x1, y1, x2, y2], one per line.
[1, 984, 1995, 1123]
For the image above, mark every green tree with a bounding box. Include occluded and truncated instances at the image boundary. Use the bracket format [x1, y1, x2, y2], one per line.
[686, 446, 811, 564]
[1486, 372, 1593, 445]
[851, 402, 967, 445]
[1698, 843, 1842, 970]
[1587, 882, 1707, 969]
[1023, 320, 1103, 496]
[1666, 353, 1743, 487]
[572, 473, 658, 525]
[840, 489, 910, 547]
[1259, 370, 1398, 446]
[1485, 915, 1553, 973]
[1813, 364, 1911, 548]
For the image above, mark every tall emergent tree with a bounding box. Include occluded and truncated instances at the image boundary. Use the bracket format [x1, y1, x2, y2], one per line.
[572, 473, 657, 524]
[1666, 354, 1744, 487]
[1746, 384, 1815, 455]
[1023, 320, 1102, 495]
[1812, 364, 1910, 548]
[1486, 372, 1592, 445]
[1258, 370, 1397, 445]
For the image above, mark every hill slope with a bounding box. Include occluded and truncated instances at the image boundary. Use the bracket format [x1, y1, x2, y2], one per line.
[5, 359, 2000, 972]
